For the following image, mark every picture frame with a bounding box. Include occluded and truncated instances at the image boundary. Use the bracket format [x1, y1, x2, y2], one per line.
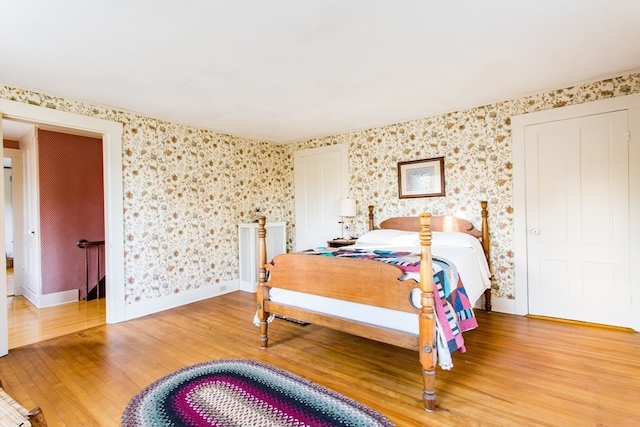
[397, 156, 445, 198]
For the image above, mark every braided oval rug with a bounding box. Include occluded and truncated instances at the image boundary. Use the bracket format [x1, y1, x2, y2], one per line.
[122, 359, 396, 427]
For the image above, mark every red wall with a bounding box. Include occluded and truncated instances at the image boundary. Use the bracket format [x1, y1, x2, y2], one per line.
[3, 139, 19, 149]
[38, 129, 104, 299]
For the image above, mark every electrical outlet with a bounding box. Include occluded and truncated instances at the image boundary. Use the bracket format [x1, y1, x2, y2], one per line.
[220, 285, 227, 292]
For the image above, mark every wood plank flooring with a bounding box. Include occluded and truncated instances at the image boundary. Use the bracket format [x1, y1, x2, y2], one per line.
[6, 263, 106, 349]
[8, 296, 105, 349]
[6, 267, 15, 296]
[0, 291, 638, 427]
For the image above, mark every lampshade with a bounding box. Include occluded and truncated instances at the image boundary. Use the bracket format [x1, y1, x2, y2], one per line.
[339, 198, 356, 217]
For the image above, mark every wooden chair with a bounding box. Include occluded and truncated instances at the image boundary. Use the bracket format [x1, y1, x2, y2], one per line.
[0, 380, 47, 427]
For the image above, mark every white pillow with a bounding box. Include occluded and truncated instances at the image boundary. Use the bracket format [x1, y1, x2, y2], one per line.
[357, 229, 483, 253]
[431, 231, 478, 248]
[356, 229, 420, 246]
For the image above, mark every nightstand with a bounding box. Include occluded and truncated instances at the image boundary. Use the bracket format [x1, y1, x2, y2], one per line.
[327, 238, 357, 248]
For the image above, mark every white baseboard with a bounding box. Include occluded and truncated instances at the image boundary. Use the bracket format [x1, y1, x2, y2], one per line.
[124, 279, 239, 321]
[22, 288, 79, 308]
[239, 280, 257, 293]
[21, 286, 39, 307]
[489, 296, 517, 315]
[474, 294, 519, 315]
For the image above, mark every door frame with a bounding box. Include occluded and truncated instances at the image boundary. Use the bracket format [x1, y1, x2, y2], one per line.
[511, 93, 640, 331]
[0, 99, 126, 356]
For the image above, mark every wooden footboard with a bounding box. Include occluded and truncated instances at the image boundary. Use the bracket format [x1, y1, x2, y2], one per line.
[0, 380, 48, 427]
[256, 213, 438, 412]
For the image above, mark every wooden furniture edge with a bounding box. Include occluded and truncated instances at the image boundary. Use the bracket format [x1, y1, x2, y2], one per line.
[480, 201, 492, 312]
[264, 301, 420, 350]
[0, 380, 48, 427]
[266, 253, 419, 311]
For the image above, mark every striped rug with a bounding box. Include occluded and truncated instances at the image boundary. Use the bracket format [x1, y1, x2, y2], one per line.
[122, 359, 395, 427]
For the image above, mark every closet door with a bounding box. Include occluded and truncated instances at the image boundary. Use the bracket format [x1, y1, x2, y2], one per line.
[294, 144, 349, 251]
[524, 111, 630, 327]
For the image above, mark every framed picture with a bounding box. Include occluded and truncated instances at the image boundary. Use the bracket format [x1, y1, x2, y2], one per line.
[397, 157, 445, 198]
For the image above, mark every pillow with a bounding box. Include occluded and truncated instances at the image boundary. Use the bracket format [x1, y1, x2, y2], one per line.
[432, 231, 473, 246]
[357, 229, 483, 252]
[432, 231, 484, 252]
[355, 229, 420, 246]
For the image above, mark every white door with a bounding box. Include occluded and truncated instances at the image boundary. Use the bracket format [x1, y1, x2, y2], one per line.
[524, 111, 630, 327]
[19, 127, 42, 301]
[294, 144, 349, 251]
[3, 148, 24, 296]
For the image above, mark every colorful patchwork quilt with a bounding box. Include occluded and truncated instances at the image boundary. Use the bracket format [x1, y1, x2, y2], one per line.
[300, 247, 477, 354]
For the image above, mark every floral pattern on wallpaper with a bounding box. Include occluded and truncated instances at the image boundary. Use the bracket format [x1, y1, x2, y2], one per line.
[120, 120, 290, 301]
[0, 85, 291, 303]
[1, 73, 638, 303]
[284, 74, 640, 299]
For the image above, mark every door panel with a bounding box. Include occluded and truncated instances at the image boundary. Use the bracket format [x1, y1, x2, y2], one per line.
[294, 144, 348, 251]
[525, 111, 630, 327]
[20, 127, 41, 299]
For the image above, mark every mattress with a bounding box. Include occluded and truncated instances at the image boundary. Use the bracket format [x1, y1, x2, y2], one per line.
[269, 230, 491, 335]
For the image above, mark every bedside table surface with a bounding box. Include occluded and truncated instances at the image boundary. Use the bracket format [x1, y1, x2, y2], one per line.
[327, 238, 357, 248]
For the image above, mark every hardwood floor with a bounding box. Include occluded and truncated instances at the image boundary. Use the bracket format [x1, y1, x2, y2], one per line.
[0, 291, 638, 427]
[6, 266, 106, 349]
[6, 267, 14, 296]
[8, 296, 106, 349]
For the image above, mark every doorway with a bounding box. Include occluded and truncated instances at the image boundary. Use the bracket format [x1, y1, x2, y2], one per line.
[0, 99, 126, 357]
[3, 151, 20, 298]
[2, 120, 107, 348]
[4, 157, 13, 296]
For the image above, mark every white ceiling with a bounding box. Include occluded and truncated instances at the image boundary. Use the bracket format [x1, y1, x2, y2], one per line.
[2, 120, 32, 142]
[1, 0, 639, 143]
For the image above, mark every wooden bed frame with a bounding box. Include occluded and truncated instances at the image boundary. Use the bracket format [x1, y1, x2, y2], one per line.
[256, 201, 491, 412]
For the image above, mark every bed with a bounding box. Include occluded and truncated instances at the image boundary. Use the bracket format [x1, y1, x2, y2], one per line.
[255, 201, 492, 412]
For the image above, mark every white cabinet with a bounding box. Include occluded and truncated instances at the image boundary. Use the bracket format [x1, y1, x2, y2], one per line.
[238, 222, 286, 293]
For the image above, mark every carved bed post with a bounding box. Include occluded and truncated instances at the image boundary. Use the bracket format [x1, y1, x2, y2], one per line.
[480, 201, 492, 312]
[418, 213, 437, 412]
[368, 205, 374, 231]
[256, 216, 270, 349]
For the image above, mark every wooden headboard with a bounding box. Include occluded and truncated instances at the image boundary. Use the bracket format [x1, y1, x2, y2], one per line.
[379, 215, 481, 237]
[366, 202, 490, 257]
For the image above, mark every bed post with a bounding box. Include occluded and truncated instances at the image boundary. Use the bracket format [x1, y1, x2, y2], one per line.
[368, 205, 374, 231]
[480, 201, 492, 312]
[418, 213, 437, 412]
[256, 216, 270, 349]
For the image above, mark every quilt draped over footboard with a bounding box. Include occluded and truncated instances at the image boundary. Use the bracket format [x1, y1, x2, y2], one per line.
[299, 247, 478, 367]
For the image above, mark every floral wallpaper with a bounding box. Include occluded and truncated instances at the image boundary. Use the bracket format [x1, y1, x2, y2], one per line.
[1, 72, 638, 305]
[0, 85, 292, 303]
[283, 73, 640, 299]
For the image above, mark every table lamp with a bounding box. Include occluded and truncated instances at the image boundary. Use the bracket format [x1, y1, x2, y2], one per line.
[338, 198, 356, 239]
